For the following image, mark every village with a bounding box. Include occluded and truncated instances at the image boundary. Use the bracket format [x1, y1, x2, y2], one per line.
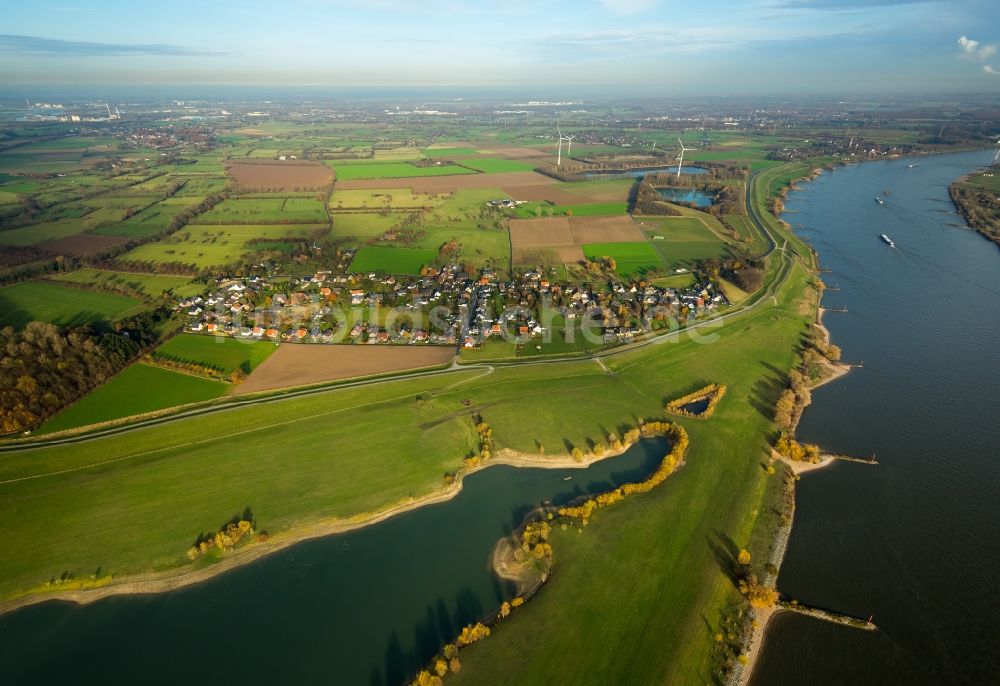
[177, 261, 729, 351]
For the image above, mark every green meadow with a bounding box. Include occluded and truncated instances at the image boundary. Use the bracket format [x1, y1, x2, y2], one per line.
[642, 216, 733, 267]
[0, 281, 142, 330]
[0, 218, 86, 247]
[513, 201, 628, 218]
[123, 224, 327, 268]
[192, 197, 328, 224]
[583, 241, 666, 277]
[39, 364, 229, 434]
[349, 245, 438, 274]
[53, 269, 203, 298]
[329, 212, 414, 241]
[330, 188, 449, 210]
[154, 333, 277, 374]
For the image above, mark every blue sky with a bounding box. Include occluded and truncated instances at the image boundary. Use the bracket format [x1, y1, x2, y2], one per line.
[1, 0, 998, 93]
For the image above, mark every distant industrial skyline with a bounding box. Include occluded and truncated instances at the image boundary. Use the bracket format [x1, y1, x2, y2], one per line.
[1, 0, 999, 94]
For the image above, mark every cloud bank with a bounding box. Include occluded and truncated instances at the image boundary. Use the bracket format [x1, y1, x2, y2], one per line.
[0, 34, 224, 57]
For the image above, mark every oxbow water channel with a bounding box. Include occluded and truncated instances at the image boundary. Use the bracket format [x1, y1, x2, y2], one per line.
[0, 438, 668, 685]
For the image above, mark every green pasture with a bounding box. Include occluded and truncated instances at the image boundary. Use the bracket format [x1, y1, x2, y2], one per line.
[154, 333, 276, 374]
[0, 281, 143, 330]
[583, 241, 666, 277]
[39, 364, 229, 435]
[348, 245, 438, 274]
[53, 269, 202, 299]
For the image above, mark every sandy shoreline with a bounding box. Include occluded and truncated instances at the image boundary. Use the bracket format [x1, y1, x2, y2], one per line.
[0, 442, 635, 617]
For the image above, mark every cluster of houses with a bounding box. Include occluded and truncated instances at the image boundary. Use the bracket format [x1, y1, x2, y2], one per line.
[177, 262, 729, 349]
[460, 269, 728, 348]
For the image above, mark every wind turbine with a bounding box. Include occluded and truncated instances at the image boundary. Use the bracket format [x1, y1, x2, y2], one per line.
[563, 132, 575, 156]
[556, 126, 574, 168]
[675, 137, 694, 178]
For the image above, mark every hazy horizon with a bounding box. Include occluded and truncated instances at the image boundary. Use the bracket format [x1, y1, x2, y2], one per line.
[2, 0, 999, 95]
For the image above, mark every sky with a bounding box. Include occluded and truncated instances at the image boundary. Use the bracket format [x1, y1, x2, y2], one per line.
[0, 0, 999, 94]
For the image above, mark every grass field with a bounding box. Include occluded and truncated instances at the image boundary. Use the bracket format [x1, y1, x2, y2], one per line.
[583, 241, 666, 277]
[401, 188, 513, 267]
[348, 245, 438, 274]
[329, 212, 413, 241]
[123, 224, 327, 268]
[642, 216, 733, 267]
[723, 213, 770, 256]
[0, 281, 143, 330]
[192, 197, 328, 224]
[39, 364, 229, 434]
[459, 158, 537, 174]
[512, 201, 628, 218]
[0, 218, 85, 247]
[53, 269, 203, 299]
[330, 188, 449, 210]
[331, 162, 477, 181]
[154, 333, 276, 373]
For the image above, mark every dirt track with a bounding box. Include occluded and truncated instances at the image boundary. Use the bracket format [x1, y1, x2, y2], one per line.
[234, 343, 455, 394]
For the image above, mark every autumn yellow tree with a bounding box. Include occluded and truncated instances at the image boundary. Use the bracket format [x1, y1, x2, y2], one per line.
[739, 576, 779, 609]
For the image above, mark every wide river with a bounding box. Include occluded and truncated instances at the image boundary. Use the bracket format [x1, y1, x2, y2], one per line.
[751, 150, 1000, 685]
[0, 437, 667, 685]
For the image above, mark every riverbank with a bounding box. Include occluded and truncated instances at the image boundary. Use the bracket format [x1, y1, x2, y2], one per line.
[735, 168, 854, 686]
[0, 438, 641, 617]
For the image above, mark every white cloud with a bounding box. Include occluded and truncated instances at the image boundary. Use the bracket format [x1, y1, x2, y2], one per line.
[958, 35, 997, 61]
[985, 65, 1000, 76]
[598, 0, 657, 15]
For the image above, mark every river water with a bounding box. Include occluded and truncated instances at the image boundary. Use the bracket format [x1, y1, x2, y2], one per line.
[0, 438, 667, 685]
[751, 150, 1000, 685]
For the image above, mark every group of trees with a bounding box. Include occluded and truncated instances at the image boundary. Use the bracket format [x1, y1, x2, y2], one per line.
[949, 176, 1000, 246]
[697, 255, 764, 294]
[665, 383, 727, 418]
[773, 367, 811, 432]
[558, 422, 689, 522]
[0, 323, 129, 434]
[187, 519, 255, 560]
[774, 434, 821, 463]
[0, 306, 170, 434]
[463, 419, 495, 469]
[148, 352, 242, 382]
[739, 575, 779, 609]
[774, 328, 843, 431]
